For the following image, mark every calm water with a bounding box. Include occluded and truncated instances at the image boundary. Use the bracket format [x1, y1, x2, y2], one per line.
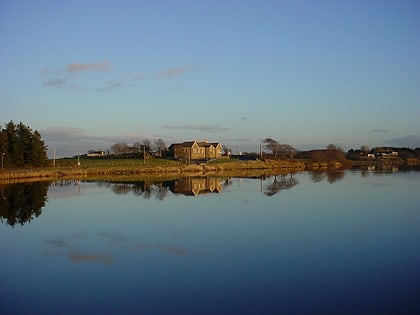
[1, 170, 419, 315]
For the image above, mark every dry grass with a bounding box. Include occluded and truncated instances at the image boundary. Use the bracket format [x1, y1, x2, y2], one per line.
[0, 158, 317, 183]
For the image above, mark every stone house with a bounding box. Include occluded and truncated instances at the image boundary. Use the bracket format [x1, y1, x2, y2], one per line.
[168, 140, 222, 162]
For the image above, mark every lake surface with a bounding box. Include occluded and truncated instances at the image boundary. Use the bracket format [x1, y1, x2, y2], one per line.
[1, 170, 419, 315]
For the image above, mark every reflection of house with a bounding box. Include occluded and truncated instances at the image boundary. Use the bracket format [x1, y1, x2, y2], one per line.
[169, 141, 222, 162]
[170, 177, 223, 196]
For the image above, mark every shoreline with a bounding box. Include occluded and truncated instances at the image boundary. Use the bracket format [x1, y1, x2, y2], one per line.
[1, 158, 417, 183]
[0, 159, 318, 183]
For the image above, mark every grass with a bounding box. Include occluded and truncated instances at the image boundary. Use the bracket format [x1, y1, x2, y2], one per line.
[54, 157, 182, 169]
[208, 157, 241, 164]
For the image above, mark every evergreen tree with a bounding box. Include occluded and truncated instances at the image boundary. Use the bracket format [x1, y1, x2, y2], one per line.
[31, 131, 48, 166]
[0, 121, 48, 168]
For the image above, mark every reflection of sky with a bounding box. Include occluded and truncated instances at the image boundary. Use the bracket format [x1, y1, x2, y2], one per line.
[1, 171, 419, 314]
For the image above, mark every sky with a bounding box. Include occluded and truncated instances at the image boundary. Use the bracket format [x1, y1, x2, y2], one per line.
[1, 0, 419, 157]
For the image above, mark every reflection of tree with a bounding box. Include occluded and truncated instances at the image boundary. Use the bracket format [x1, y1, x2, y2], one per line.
[223, 178, 233, 189]
[0, 182, 49, 227]
[111, 183, 132, 195]
[326, 171, 345, 183]
[309, 170, 345, 183]
[103, 181, 172, 200]
[263, 174, 298, 196]
[310, 171, 326, 183]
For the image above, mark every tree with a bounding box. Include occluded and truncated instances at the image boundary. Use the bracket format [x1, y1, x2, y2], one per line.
[360, 145, 370, 153]
[263, 138, 282, 157]
[111, 143, 128, 154]
[154, 138, 167, 157]
[31, 131, 48, 166]
[222, 145, 231, 156]
[327, 144, 342, 152]
[6, 121, 24, 166]
[0, 121, 48, 168]
[133, 142, 144, 153]
[263, 138, 297, 158]
[143, 139, 153, 154]
[278, 144, 298, 159]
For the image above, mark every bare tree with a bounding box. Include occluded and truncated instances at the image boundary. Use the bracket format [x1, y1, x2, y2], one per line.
[133, 142, 144, 153]
[111, 143, 128, 154]
[222, 145, 231, 156]
[143, 139, 153, 153]
[263, 138, 282, 157]
[263, 138, 297, 158]
[360, 145, 370, 153]
[278, 144, 298, 159]
[154, 138, 167, 157]
[327, 144, 342, 152]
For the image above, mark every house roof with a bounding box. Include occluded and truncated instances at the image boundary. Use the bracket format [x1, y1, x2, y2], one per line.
[170, 141, 221, 148]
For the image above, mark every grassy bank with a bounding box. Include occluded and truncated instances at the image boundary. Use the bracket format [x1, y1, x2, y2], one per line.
[0, 157, 350, 183]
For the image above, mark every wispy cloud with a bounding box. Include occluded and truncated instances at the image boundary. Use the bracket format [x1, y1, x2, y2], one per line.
[156, 244, 205, 257]
[370, 128, 389, 133]
[43, 236, 114, 265]
[66, 60, 110, 74]
[68, 251, 113, 265]
[385, 135, 420, 147]
[155, 65, 200, 79]
[162, 124, 230, 132]
[40, 126, 147, 157]
[41, 60, 111, 90]
[240, 116, 249, 121]
[42, 77, 68, 87]
[43, 232, 205, 266]
[42, 62, 199, 92]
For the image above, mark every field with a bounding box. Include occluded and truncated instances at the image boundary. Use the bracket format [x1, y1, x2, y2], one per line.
[54, 157, 183, 168]
[0, 157, 322, 182]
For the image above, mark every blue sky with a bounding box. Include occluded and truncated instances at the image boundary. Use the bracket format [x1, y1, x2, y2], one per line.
[1, 0, 419, 157]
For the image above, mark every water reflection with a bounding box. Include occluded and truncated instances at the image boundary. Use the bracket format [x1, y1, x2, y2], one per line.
[263, 173, 298, 196]
[91, 176, 227, 199]
[309, 170, 345, 183]
[2, 169, 414, 227]
[0, 181, 49, 227]
[89, 175, 301, 198]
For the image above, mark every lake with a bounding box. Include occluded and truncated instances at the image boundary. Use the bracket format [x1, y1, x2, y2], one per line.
[1, 170, 419, 315]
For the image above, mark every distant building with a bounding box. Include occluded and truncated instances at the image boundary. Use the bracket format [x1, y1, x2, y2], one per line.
[87, 150, 106, 157]
[168, 140, 222, 162]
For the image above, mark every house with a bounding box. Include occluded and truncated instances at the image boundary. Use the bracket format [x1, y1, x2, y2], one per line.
[168, 140, 222, 162]
[87, 150, 106, 157]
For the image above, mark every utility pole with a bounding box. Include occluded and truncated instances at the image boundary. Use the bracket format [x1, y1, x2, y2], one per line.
[1, 153, 5, 171]
[53, 147, 56, 167]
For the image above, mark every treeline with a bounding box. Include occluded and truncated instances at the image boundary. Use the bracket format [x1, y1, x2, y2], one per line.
[0, 121, 48, 168]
